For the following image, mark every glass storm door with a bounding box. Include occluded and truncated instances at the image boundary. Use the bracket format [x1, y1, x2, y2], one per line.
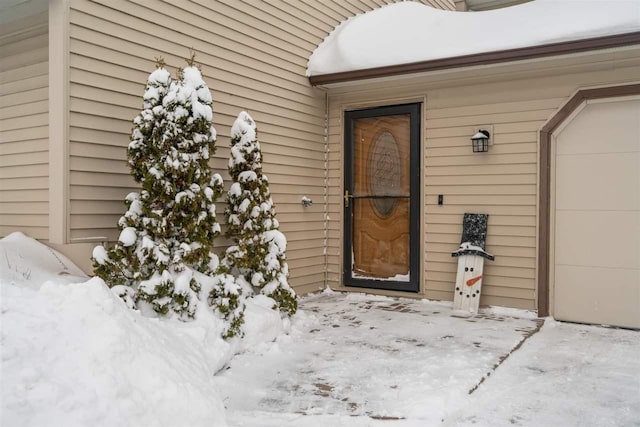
[344, 104, 420, 292]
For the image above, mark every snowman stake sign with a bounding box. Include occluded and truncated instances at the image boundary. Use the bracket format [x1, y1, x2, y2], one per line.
[451, 213, 494, 313]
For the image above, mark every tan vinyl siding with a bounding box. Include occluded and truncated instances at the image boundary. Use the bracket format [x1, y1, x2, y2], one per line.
[66, 0, 451, 293]
[326, 59, 640, 310]
[0, 13, 49, 240]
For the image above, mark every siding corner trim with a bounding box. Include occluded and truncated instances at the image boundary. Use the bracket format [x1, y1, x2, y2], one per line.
[49, 0, 70, 244]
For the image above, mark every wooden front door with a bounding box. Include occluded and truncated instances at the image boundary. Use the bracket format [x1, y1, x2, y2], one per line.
[344, 104, 420, 292]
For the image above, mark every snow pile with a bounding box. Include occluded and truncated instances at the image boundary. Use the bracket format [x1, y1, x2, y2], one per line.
[307, 0, 640, 76]
[0, 232, 87, 288]
[1, 278, 228, 427]
[0, 233, 285, 427]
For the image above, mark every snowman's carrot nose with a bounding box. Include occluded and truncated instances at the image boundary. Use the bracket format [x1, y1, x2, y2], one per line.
[466, 275, 483, 286]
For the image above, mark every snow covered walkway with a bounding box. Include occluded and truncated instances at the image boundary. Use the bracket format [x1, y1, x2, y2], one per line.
[216, 291, 539, 425]
[216, 291, 639, 427]
[449, 320, 640, 426]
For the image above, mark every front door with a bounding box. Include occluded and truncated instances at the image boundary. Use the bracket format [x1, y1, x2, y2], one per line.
[344, 103, 420, 292]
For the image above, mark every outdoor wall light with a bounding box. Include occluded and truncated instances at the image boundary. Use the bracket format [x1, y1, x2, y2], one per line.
[471, 129, 490, 153]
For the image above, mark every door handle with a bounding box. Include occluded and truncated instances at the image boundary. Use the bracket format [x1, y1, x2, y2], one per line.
[344, 190, 352, 208]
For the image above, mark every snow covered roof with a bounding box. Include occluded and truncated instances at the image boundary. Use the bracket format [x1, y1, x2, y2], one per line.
[307, 0, 640, 80]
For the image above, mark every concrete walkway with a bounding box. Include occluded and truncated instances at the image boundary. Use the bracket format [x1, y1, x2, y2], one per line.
[215, 292, 544, 425]
[214, 291, 639, 426]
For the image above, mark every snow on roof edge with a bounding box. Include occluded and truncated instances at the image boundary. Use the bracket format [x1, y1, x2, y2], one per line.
[307, 0, 640, 77]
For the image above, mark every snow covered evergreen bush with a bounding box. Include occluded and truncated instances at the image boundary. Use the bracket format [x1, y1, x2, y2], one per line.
[93, 57, 244, 334]
[222, 112, 297, 316]
[207, 273, 245, 338]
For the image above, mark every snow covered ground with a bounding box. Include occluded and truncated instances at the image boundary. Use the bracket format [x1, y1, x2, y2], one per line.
[449, 320, 640, 427]
[219, 292, 639, 427]
[1, 233, 285, 427]
[2, 233, 638, 426]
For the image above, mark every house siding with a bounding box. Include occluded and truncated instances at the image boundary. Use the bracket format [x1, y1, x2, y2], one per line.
[326, 58, 640, 310]
[0, 13, 49, 240]
[65, 0, 452, 291]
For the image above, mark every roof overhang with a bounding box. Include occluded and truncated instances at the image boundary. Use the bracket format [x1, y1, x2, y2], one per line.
[309, 31, 640, 87]
[0, 0, 47, 27]
[465, 0, 531, 11]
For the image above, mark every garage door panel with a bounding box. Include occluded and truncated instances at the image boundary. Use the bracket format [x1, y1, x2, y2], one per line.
[554, 99, 640, 329]
[555, 265, 640, 329]
[556, 100, 640, 155]
[555, 152, 639, 211]
[555, 210, 640, 269]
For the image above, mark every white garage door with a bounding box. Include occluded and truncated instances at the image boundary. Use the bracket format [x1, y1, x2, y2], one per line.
[554, 98, 640, 329]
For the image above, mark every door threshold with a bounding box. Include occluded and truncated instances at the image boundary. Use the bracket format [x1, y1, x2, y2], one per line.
[331, 285, 428, 300]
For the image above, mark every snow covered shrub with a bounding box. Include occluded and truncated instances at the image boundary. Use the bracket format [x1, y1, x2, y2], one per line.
[93, 57, 244, 330]
[207, 273, 244, 338]
[222, 112, 297, 316]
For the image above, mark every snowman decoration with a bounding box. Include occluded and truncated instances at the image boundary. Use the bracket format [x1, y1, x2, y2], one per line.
[451, 213, 494, 313]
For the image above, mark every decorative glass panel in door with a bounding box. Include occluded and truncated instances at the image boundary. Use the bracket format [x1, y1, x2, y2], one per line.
[344, 104, 420, 292]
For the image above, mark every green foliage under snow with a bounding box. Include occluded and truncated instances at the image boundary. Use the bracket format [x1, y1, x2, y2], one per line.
[222, 112, 297, 317]
[92, 59, 243, 336]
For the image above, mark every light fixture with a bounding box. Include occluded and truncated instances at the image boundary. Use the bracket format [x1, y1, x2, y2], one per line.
[471, 129, 490, 153]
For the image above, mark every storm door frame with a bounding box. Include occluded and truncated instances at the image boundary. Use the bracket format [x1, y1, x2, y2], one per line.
[343, 103, 421, 292]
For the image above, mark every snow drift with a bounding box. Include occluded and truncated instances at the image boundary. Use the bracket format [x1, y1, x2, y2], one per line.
[307, 0, 640, 76]
[0, 232, 285, 427]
